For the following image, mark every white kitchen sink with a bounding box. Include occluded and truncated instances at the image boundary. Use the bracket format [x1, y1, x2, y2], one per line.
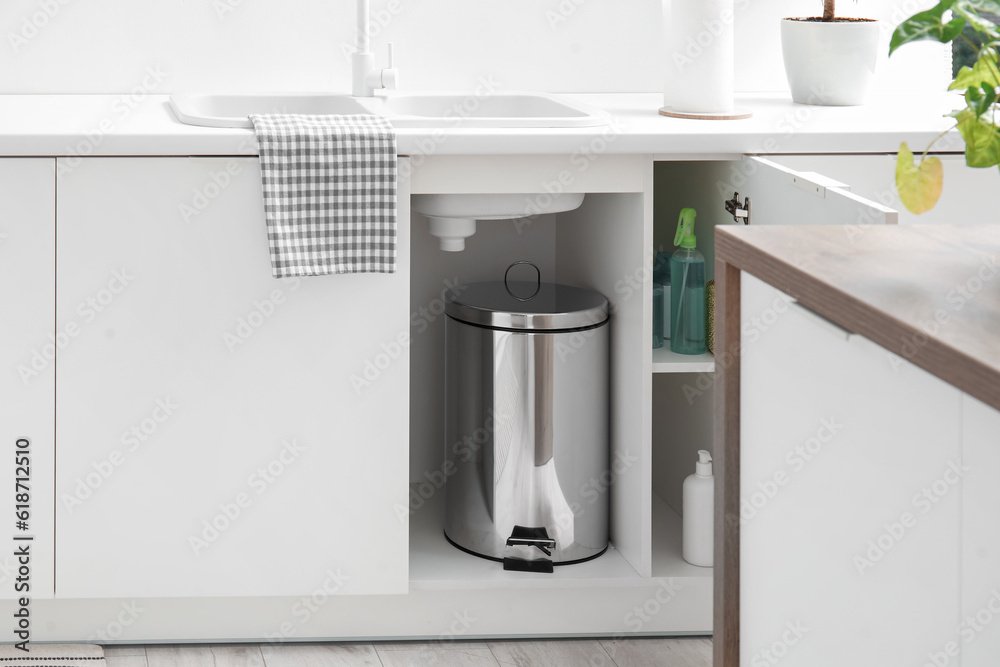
[168, 92, 609, 129]
[168, 94, 374, 129]
[379, 92, 608, 128]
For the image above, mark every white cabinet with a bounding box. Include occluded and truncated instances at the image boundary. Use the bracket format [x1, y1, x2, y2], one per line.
[54, 157, 411, 598]
[960, 395, 1000, 667]
[739, 273, 963, 666]
[0, 158, 55, 600]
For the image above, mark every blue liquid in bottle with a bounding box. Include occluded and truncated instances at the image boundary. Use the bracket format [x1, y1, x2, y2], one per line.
[669, 249, 706, 354]
[669, 208, 706, 355]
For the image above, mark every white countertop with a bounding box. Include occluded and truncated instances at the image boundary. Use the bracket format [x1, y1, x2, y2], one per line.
[0, 91, 963, 157]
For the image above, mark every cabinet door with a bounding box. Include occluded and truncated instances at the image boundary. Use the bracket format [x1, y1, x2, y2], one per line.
[740, 273, 961, 666]
[734, 156, 898, 227]
[771, 153, 996, 227]
[55, 157, 410, 598]
[961, 394, 1000, 667]
[0, 158, 55, 600]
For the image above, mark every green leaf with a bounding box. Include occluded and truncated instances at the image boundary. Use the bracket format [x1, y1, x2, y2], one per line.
[957, 0, 1000, 18]
[966, 86, 989, 116]
[954, 108, 1000, 167]
[949, 51, 1000, 89]
[896, 143, 944, 215]
[890, 0, 966, 55]
[954, 0, 1000, 37]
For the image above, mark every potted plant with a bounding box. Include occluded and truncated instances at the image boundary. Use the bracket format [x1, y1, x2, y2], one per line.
[781, 1, 881, 105]
[890, 0, 999, 213]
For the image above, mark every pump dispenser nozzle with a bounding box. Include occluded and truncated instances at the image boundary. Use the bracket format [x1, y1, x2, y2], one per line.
[695, 450, 713, 476]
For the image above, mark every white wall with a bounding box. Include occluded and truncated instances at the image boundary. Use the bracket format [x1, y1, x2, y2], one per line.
[1, 0, 948, 95]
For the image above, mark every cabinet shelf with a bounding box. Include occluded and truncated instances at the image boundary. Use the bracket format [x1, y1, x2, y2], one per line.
[408, 484, 708, 590]
[652, 346, 715, 374]
[651, 493, 712, 579]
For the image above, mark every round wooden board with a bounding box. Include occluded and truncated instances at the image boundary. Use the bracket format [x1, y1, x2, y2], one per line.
[658, 107, 753, 120]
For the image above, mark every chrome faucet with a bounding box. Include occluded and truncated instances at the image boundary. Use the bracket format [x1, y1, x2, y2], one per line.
[352, 0, 398, 97]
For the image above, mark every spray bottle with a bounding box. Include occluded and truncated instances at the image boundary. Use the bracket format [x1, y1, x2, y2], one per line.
[669, 208, 706, 355]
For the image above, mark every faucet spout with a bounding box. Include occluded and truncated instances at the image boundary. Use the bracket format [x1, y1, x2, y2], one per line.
[357, 0, 369, 55]
[352, 0, 397, 97]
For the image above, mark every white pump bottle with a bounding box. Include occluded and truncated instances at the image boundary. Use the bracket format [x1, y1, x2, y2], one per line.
[682, 450, 714, 567]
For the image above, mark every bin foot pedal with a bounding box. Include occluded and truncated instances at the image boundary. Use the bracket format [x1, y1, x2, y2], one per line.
[503, 556, 554, 573]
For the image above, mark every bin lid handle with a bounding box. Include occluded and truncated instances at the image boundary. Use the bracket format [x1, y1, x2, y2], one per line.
[504, 261, 541, 302]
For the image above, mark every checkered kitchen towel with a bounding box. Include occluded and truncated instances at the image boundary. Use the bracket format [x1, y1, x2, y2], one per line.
[249, 114, 396, 277]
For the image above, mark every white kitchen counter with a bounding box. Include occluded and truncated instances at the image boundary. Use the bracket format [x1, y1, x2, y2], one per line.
[0, 91, 962, 157]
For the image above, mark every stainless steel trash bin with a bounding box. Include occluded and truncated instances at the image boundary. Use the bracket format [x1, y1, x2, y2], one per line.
[444, 262, 610, 572]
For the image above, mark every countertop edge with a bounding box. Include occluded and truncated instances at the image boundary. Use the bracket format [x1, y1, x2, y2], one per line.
[715, 226, 1000, 413]
[0, 92, 965, 157]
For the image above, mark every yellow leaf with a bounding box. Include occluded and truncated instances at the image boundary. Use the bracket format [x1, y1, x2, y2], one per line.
[896, 142, 943, 214]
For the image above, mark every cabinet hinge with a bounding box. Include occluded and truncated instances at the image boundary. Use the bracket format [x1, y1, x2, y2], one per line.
[724, 192, 751, 225]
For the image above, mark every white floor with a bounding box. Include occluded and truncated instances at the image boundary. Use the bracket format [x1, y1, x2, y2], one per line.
[104, 638, 712, 666]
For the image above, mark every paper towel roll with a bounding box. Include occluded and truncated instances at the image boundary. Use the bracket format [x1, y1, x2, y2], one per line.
[662, 0, 735, 115]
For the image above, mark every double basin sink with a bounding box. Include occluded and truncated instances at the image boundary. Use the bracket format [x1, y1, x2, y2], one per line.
[169, 92, 609, 129]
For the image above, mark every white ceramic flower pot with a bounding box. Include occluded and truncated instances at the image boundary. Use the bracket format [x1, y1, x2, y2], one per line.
[780, 18, 880, 106]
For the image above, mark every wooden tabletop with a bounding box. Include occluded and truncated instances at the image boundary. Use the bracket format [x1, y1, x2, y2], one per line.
[715, 225, 1000, 412]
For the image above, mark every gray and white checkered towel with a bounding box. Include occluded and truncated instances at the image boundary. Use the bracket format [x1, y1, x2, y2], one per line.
[249, 114, 396, 277]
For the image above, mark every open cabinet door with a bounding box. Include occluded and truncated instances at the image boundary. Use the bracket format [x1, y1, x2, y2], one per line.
[732, 156, 898, 228]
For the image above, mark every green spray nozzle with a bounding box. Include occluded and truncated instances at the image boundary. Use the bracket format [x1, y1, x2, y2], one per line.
[673, 208, 697, 249]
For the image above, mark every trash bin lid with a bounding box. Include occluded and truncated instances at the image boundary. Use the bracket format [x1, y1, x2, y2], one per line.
[446, 280, 609, 331]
